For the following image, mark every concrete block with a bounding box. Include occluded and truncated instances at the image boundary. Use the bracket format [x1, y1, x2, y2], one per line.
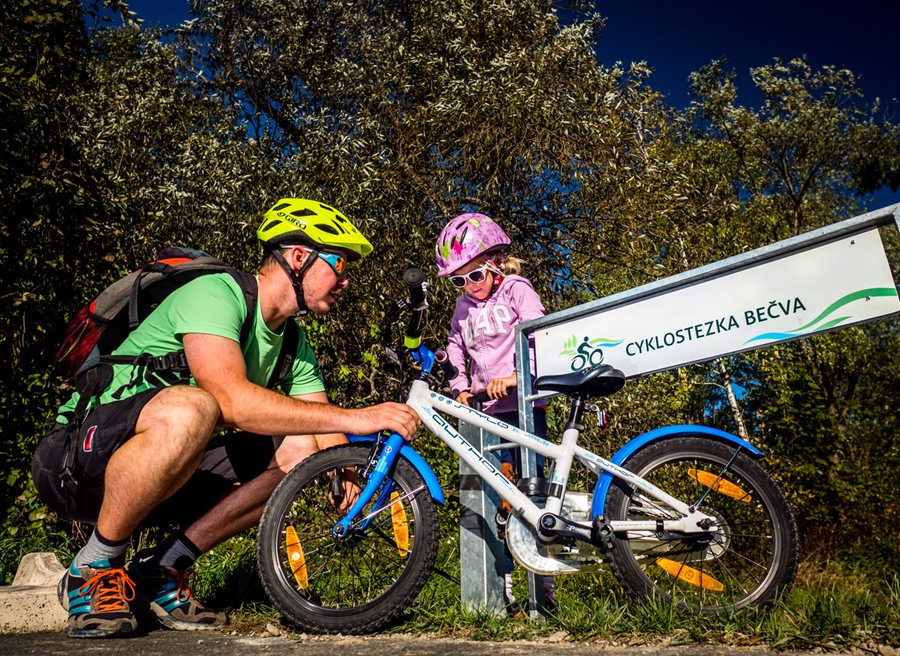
[0, 553, 67, 634]
[0, 585, 67, 634]
[12, 552, 65, 587]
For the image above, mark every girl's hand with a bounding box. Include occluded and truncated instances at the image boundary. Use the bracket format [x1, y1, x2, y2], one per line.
[487, 374, 517, 399]
[456, 390, 473, 407]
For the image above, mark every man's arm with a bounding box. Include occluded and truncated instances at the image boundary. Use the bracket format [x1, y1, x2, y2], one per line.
[183, 333, 419, 439]
[287, 389, 348, 450]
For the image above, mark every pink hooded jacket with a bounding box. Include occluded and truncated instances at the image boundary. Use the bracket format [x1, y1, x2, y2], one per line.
[445, 275, 545, 414]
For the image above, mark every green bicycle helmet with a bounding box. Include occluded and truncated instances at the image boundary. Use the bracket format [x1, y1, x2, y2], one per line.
[257, 198, 373, 261]
[257, 198, 372, 315]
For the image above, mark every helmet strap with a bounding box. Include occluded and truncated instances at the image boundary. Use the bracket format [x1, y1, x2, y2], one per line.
[272, 247, 319, 315]
[486, 273, 504, 299]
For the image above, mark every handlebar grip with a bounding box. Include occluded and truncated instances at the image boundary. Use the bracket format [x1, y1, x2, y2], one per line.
[469, 390, 490, 404]
[403, 268, 427, 343]
[403, 268, 426, 308]
[434, 349, 459, 381]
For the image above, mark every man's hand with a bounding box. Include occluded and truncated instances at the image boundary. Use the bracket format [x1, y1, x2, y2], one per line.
[486, 374, 517, 400]
[348, 402, 420, 440]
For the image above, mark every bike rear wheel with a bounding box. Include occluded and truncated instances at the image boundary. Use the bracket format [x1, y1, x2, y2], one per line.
[257, 444, 439, 633]
[604, 437, 798, 612]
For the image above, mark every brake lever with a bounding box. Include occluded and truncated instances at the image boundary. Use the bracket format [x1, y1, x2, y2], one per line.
[379, 294, 407, 322]
[384, 346, 402, 367]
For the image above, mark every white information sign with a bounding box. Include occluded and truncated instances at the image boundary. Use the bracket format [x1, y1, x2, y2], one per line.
[534, 229, 900, 378]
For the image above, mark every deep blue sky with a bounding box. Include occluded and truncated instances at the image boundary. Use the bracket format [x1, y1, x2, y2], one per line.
[124, 0, 898, 108]
[117, 0, 900, 207]
[591, 1, 898, 108]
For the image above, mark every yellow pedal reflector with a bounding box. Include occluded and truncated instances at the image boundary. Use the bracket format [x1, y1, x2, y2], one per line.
[285, 526, 309, 589]
[390, 491, 410, 557]
[688, 468, 751, 502]
[656, 558, 724, 591]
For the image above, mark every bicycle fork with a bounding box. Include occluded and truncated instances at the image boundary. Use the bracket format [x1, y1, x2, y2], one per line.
[331, 433, 407, 538]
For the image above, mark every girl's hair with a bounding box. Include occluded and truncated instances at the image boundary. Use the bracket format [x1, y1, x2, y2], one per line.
[497, 253, 523, 276]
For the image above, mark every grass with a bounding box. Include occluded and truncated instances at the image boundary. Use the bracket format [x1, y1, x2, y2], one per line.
[192, 532, 900, 649]
[8, 516, 895, 649]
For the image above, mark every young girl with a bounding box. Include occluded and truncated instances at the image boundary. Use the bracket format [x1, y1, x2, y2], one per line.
[435, 212, 555, 615]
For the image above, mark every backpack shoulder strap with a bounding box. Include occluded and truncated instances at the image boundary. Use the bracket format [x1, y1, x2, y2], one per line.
[225, 270, 258, 345]
[224, 269, 297, 390]
[269, 319, 299, 390]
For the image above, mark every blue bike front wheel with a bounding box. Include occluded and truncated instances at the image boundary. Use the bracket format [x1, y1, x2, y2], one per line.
[257, 443, 440, 633]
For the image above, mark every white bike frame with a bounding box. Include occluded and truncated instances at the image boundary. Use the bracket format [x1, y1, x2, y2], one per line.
[406, 379, 718, 536]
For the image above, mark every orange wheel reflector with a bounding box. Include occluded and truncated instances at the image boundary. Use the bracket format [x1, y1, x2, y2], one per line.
[285, 525, 309, 589]
[688, 468, 751, 502]
[390, 491, 410, 557]
[656, 557, 724, 591]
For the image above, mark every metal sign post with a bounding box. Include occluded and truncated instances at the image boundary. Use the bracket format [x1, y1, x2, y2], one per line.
[458, 418, 506, 614]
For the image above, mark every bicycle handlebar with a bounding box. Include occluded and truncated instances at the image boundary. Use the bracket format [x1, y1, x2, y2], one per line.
[403, 267, 427, 344]
[401, 270, 490, 404]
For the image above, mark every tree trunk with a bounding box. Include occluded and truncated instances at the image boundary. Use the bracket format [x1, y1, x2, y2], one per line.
[719, 361, 748, 439]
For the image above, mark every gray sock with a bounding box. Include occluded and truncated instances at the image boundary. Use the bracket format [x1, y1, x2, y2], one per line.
[73, 529, 128, 569]
[157, 534, 202, 572]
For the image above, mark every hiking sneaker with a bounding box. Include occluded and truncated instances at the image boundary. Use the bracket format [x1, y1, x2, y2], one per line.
[128, 558, 226, 631]
[57, 559, 138, 639]
[495, 507, 509, 540]
[505, 599, 527, 619]
[542, 590, 559, 614]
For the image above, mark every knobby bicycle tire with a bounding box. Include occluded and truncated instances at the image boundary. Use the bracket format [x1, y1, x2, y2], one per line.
[604, 436, 798, 612]
[257, 444, 440, 633]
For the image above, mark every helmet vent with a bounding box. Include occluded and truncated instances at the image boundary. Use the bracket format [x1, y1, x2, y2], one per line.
[315, 223, 341, 235]
[261, 219, 283, 232]
[271, 203, 291, 212]
[291, 209, 316, 217]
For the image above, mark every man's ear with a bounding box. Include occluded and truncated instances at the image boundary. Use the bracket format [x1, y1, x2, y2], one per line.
[287, 246, 310, 270]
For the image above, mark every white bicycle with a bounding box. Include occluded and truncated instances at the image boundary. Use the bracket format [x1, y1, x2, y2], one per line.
[257, 268, 799, 633]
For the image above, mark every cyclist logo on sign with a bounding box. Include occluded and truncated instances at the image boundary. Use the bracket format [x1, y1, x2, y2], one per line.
[571, 336, 604, 371]
[559, 334, 623, 372]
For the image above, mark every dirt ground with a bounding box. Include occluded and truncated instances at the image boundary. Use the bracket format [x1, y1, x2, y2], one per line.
[2, 630, 897, 656]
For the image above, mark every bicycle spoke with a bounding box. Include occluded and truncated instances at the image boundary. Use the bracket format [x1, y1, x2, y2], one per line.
[605, 438, 797, 612]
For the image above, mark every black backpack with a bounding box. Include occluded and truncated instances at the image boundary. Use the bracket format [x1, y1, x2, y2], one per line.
[54, 246, 298, 492]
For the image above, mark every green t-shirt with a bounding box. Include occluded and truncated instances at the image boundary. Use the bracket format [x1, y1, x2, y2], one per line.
[57, 273, 325, 421]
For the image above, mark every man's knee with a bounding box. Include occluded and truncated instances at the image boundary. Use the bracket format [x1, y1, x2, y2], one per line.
[272, 436, 319, 474]
[136, 386, 220, 441]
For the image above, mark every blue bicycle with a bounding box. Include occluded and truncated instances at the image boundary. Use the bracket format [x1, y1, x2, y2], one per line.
[256, 269, 798, 633]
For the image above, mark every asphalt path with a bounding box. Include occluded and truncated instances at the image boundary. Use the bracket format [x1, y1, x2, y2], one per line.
[0, 630, 886, 656]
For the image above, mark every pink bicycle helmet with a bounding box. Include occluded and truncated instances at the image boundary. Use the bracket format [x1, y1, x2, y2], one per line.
[435, 213, 511, 277]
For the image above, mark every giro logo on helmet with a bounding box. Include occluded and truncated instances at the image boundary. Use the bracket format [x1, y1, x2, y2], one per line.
[257, 198, 373, 261]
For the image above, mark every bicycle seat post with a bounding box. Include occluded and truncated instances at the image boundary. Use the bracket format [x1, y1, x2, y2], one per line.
[565, 395, 587, 435]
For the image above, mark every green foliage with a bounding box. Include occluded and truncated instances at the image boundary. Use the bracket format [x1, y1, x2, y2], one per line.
[735, 323, 900, 563]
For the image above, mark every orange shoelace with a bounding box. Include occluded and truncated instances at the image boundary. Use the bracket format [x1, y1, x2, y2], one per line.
[171, 569, 199, 603]
[78, 568, 136, 612]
